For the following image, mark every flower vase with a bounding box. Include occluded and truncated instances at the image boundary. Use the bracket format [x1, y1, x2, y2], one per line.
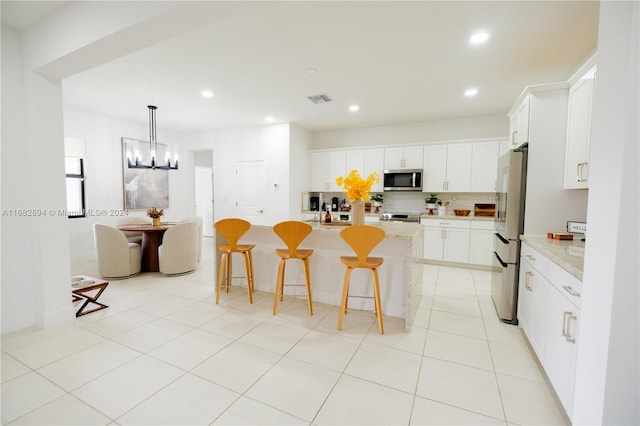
[152, 217, 161, 226]
[352, 200, 365, 226]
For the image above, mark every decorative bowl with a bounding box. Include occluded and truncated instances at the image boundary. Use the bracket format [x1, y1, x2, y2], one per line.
[453, 209, 471, 216]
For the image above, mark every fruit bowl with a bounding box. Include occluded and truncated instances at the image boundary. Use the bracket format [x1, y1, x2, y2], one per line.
[453, 209, 470, 216]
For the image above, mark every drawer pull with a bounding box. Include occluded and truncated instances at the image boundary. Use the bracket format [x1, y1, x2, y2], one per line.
[562, 285, 581, 297]
[524, 271, 533, 291]
[563, 311, 577, 344]
[525, 254, 536, 261]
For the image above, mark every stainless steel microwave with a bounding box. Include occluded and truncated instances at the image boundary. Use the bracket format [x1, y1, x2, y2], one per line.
[383, 169, 423, 191]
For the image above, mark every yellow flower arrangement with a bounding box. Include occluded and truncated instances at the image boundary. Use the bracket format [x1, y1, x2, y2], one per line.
[336, 170, 380, 202]
[146, 207, 164, 219]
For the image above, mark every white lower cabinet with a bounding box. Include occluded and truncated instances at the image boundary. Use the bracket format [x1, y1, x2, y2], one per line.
[544, 285, 580, 418]
[518, 256, 550, 360]
[518, 242, 582, 421]
[468, 220, 495, 266]
[422, 219, 470, 263]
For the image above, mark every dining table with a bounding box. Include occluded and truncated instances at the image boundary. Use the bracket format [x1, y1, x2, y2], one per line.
[117, 223, 175, 272]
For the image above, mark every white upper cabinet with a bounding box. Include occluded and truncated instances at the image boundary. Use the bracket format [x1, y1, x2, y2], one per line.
[509, 94, 531, 148]
[364, 148, 385, 192]
[564, 66, 596, 189]
[345, 149, 365, 175]
[384, 146, 423, 169]
[310, 151, 345, 191]
[422, 143, 472, 192]
[471, 141, 500, 192]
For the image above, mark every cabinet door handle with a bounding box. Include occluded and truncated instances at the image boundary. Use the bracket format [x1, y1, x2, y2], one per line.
[525, 254, 536, 262]
[577, 162, 588, 182]
[525, 271, 533, 291]
[564, 311, 577, 344]
[562, 311, 569, 337]
[562, 285, 581, 298]
[512, 130, 518, 145]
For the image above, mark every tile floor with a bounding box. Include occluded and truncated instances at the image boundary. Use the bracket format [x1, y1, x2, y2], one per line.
[1, 238, 568, 425]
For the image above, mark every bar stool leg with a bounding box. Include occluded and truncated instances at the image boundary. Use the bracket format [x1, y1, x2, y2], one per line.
[225, 253, 231, 293]
[242, 252, 253, 304]
[303, 258, 313, 316]
[273, 258, 285, 315]
[338, 267, 353, 331]
[248, 249, 255, 293]
[216, 252, 227, 304]
[372, 268, 384, 334]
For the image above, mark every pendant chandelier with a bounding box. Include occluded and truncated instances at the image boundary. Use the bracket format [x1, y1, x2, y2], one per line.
[127, 105, 178, 170]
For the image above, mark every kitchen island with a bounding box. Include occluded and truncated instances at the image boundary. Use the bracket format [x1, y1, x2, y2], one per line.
[218, 221, 423, 331]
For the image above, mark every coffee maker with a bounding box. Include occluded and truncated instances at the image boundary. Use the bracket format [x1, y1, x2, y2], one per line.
[310, 196, 320, 211]
[331, 197, 339, 211]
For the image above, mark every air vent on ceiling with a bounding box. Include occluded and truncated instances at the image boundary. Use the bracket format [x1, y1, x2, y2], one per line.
[307, 94, 333, 104]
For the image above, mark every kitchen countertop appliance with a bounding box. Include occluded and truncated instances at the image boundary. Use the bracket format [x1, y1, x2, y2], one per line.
[379, 212, 422, 223]
[383, 169, 423, 191]
[491, 144, 528, 324]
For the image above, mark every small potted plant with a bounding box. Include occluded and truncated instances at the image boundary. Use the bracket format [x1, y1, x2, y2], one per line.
[425, 193, 441, 209]
[370, 193, 384, 213]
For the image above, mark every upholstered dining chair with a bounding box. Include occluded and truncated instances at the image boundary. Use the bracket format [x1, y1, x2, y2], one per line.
[338, 225, 387, 334]
[116, 216, 150, 244]
[93, 224, 141, 278]
[158, 222, 199, 275]
[181, 216, 203, 262]
[214, 218, 255, 304]
[272, 220, 314, 316]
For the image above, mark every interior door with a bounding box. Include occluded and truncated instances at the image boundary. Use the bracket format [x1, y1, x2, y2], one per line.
[195, 166, 214, 237]
[236, 160, 266, 225]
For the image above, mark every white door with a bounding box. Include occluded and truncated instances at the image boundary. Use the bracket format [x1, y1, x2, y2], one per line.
[195, 166, 214, 236]
[236, 160, 266, 225]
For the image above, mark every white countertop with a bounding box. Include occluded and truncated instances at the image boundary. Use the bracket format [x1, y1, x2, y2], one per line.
[253, 221, 421, 240]
[520, 235, 585, 280]
[420, 213, 495, 221]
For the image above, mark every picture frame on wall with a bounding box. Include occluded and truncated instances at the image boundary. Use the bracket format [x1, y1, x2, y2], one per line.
[121, 137, 169, 210]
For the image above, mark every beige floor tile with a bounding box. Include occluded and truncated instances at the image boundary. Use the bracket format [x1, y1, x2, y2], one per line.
[363, 316, 428, 355]
[245, 357, 340, 422]
[1, 353, 31, 383]
[345, 342, 422, 393]
[285, 329, 360, 372]
[239, 318, 309, 355]
[116, 373, 238, 425]
[314, 374, 413, 425]
[428, 310, 487, 340]
[8, 394, 111, 425]
[497, 373, 568, 425]
[424, 330, 493, 371]
[416, 357, 505, 420]
[489, 340, 545, 382]
[432, 295, 483, 318]
[71, 355, 183, 419]
[112, 318, 191, 353]
[148, 328, 233, 370]
[191, 341, 281, 393]
[411, 396, 506, 425]
[212, 395, 306, 425]
[1, 372, 66, 424]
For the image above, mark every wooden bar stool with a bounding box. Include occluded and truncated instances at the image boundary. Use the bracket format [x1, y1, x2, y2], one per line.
[272, 221, 314, 315]
[214, 218, 255, 304]
[338, 225, 386, 334]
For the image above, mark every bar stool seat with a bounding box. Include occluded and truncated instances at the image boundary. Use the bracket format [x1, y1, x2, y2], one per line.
[215, 218, 255, 304]
[338, 225, 386, 334]
[272, 221, 314, 315]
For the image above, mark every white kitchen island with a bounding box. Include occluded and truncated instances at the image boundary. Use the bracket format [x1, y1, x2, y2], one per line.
[217, 221, 423, 332]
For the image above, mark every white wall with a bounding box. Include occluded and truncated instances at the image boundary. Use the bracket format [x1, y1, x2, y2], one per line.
[573, 1, 639, 424]
[288, 123, 311, 219]
[1, 26, 74, 333]
[62, 108, 198, 263]
[311, 114, 508, 149]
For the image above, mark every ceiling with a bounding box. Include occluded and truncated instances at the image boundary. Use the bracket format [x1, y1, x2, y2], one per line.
[2, 1, 600, 133]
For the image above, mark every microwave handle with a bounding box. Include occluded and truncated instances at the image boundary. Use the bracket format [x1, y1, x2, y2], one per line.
[412, 173, 416, 187]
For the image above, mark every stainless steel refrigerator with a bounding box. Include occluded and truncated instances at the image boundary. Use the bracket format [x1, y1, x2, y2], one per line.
[491, 144, 528, 324]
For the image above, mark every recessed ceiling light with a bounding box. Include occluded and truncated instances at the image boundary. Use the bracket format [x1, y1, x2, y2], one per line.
[349, 105, 360, 112]
[265, 116, 275, 123]
[201, 90, 213, 98]
[465, 88, 478, 97]
[470, 32, 489, 45]
[305, 68, 318, 75]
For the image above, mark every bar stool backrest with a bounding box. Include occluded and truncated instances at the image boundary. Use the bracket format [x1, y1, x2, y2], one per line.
[340, 225, 386, 266]
[273, 221, 312, 257]
[215, 218, 251, 250]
